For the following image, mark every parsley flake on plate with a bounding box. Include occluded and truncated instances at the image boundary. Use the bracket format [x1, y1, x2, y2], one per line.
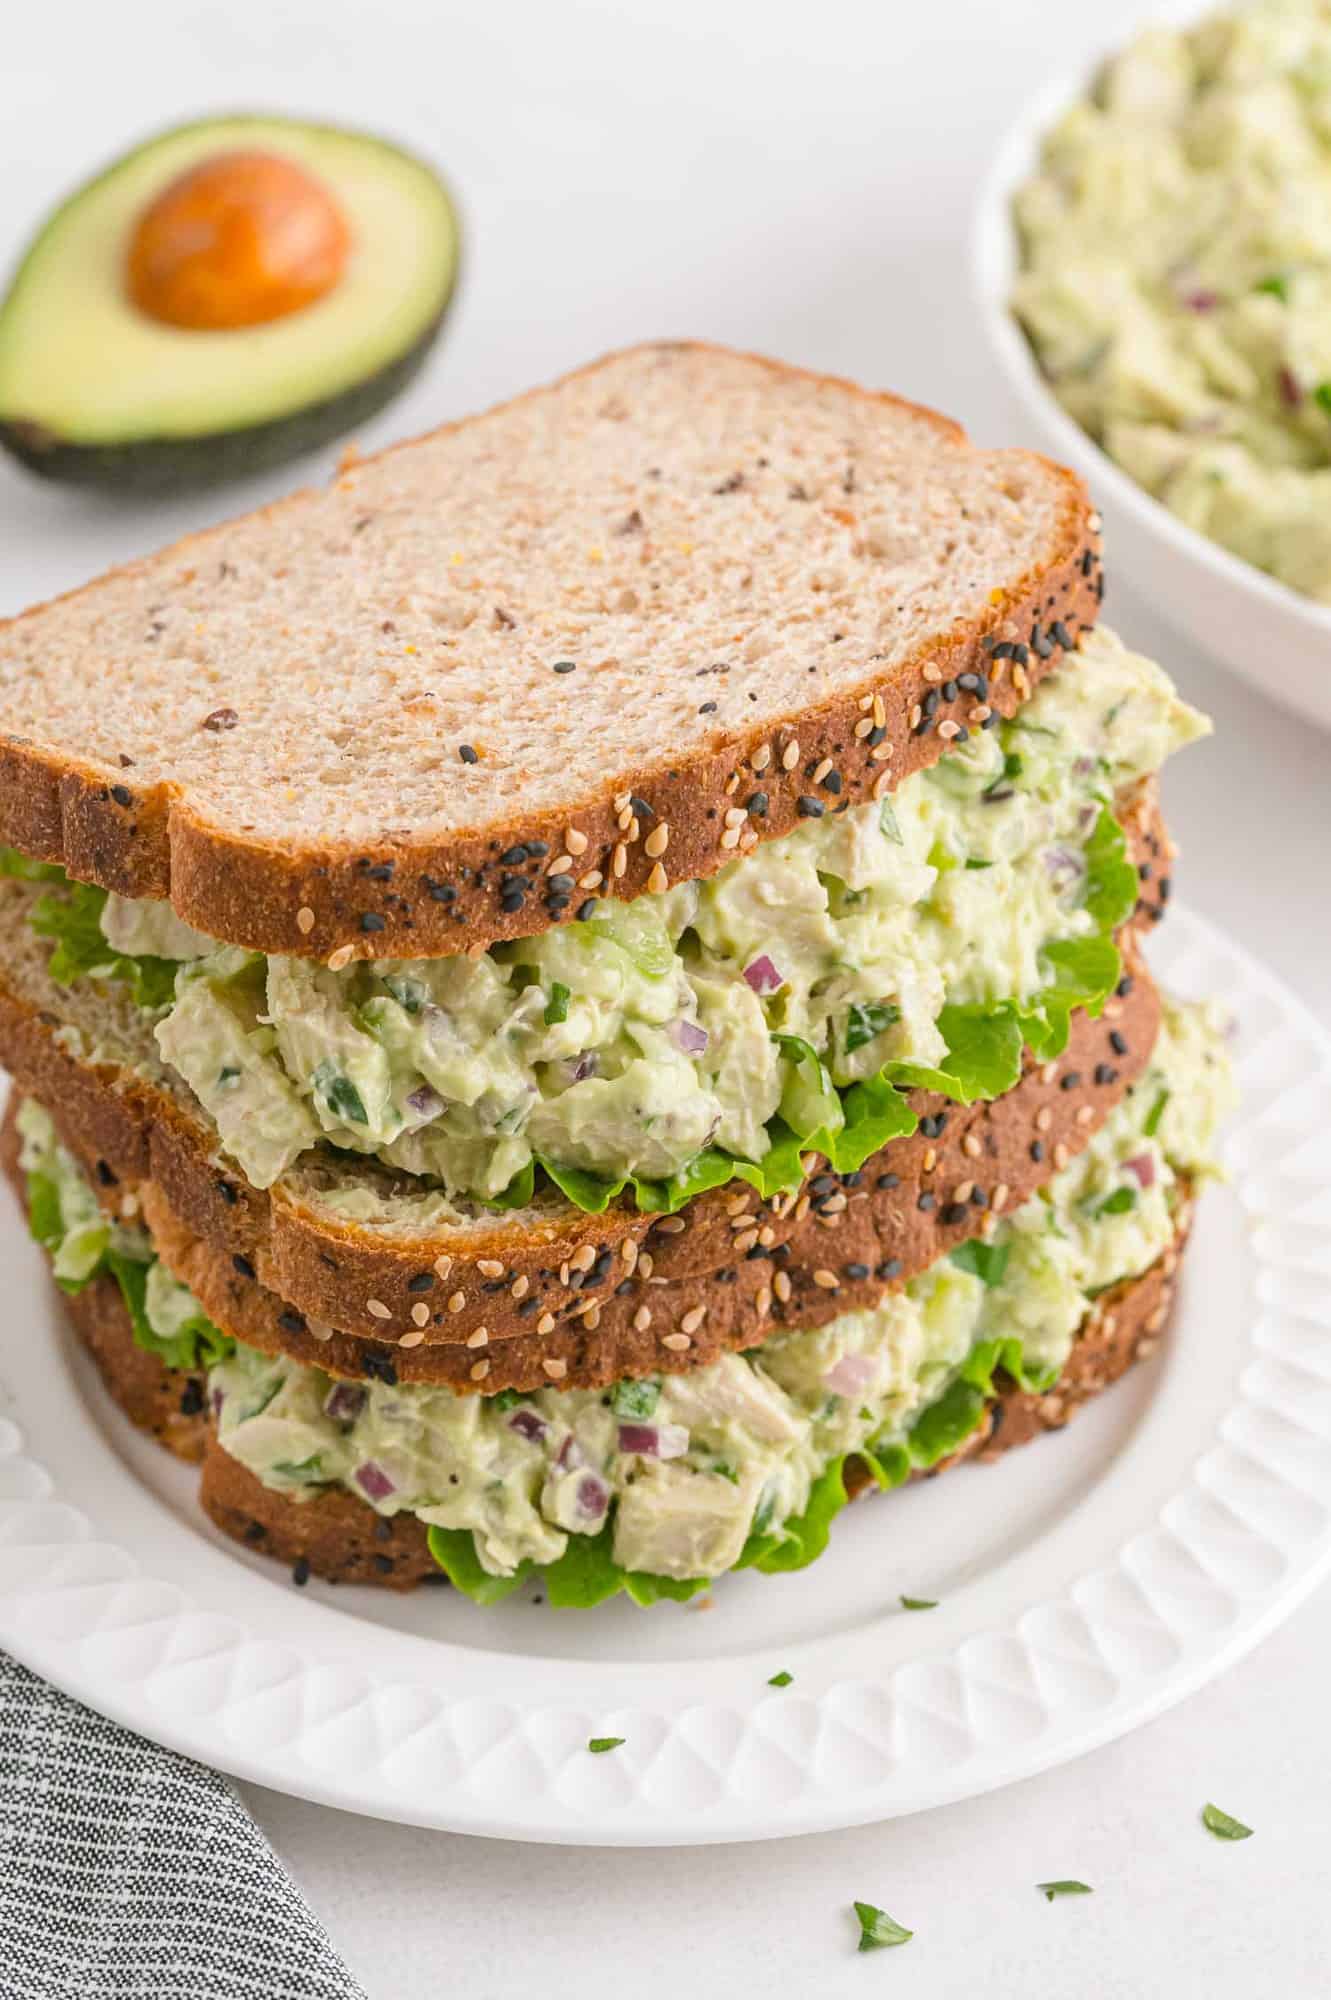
[852, 1902, 913, 1952]
[1202, 1802, 1253, 1841]
[767, 1670, 793, 1687]
[587, 1736, 625, 1755]
[899, 1596, 938, 1611]
[1037, 1880, 1093, 1901]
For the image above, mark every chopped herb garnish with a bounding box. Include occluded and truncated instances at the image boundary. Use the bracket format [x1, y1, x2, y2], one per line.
[949, 1238, 1010, 1287]
[853, 1902, 913, 1952]
[767, 1670, 793, 1687]
[845, 1000, 901, 1052]
[312, 1062, 369, 1126]
[1201, 1802, 1253, 1841]
[612, 1377, 660, 1419]
[588, 1736, 625, 1754]
[1093, 1185, 1137, 1217]
[1315, 382, 1331, 418]
[544, 980, 571, 1025]
[1255, 274, 1289, 302]
[1037, 1880, 1093, 1901]
[878, 799, 903, 845]
[1143, 1089, 1170, 1138]
[964, 857, 993, 869]
[899, 1596, 938, 1611]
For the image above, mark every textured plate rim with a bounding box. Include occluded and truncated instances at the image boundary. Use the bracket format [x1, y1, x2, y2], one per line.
[0, 901, 1328, 1846]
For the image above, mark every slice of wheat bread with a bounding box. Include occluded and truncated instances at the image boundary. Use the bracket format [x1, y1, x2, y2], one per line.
[0, 343, 1103, 958]
[0, 940, 1161, 1398]
[199, 1208, 1192, 1592]
[132, 951, 1161, 1393]
[0, 781, 1172, 1351]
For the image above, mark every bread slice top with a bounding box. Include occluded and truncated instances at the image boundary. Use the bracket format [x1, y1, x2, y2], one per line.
[0, 342, 1102, 958]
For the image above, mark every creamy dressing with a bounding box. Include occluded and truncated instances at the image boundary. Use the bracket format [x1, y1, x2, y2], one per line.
[123, 629, 1205, 1199]
[1013, 0, 1331, 601]
[207, 997, 1232, 1582]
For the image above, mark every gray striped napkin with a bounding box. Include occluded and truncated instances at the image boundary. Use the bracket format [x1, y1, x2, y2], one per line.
[0, 1651, 367, 2000]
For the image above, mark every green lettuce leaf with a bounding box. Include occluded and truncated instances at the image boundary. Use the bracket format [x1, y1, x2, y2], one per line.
[106, 1252, 234, 1372]
[426, 1526, 533, 1605]
[0, 845, 65, 882]
[28, 877, 179, 1010]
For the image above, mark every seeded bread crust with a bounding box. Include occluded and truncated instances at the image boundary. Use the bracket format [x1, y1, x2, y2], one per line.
[192, 1211, 1192, 1593]
[125, 949, 1161, 1394]
[0, 782, 1171, 1352]
[0, 343, 1102, 960]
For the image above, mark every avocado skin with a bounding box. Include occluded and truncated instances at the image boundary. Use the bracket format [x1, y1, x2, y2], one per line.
[0, 305, 453, 495]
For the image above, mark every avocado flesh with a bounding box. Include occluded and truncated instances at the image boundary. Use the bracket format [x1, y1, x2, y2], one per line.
[0, 116, 460, 491]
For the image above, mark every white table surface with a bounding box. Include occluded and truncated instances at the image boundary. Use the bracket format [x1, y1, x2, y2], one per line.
[4, 0, 1329, 1992]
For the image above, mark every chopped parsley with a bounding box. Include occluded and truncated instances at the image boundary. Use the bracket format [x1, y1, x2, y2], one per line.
[1143, 1089, 1170, 1138]
[767, 1670, 793, 1687]
[611, 1377, 660, 1419]
[544, 980, 571, 1025]
[1091, 1185, 1137, 1217]
[899, 1596, 938, 1611]
[1037, 1880, 1093, 1901]
[587, 1736, 625, 1755]
[845, 1000, 901, 1052]
[1201, 1802, 1253, 1841]
[852, 1903, 913, 1952]
[878, 799, 903, 844]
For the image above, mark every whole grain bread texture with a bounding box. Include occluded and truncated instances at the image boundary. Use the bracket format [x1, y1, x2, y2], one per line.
[200, 1203, 1194, 1592]
[0, 782, 1171, 1354]
[0, 343, 1103, 959]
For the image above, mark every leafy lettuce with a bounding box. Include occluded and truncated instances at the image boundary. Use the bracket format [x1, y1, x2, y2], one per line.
[0, 850, 181, 1011]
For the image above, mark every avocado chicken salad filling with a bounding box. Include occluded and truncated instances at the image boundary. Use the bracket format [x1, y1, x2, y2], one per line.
[1013, 0, 1331, 602]
[18, 999, 1232, 1603]
[3, 627, 1205, 1222]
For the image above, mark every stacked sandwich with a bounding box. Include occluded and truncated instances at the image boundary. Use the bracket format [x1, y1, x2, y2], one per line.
[0, 345, 1232, 1605]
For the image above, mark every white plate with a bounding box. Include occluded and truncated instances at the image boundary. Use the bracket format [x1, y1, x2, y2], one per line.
[0, 904, 1328, 1845]
[972, 58, 1331, 734]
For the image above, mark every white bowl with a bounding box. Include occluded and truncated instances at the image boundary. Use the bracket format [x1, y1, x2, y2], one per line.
[972, 70, 1331, 732]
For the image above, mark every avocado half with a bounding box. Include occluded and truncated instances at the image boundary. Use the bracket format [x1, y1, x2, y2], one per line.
[0, 116, 461, 493]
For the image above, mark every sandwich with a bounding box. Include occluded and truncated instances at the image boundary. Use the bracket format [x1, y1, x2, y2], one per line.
[0, 342, 1233, 1604]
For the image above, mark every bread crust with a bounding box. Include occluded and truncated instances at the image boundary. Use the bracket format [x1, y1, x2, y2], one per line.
[0, 343, 1102, 959]
[0, 782, 1171, 1353]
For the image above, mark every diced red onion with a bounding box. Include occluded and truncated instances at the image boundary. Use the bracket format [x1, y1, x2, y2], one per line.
[508, 1407, 549, 1444]
[1044, 846, 1086, 892]
[324, 1382, 367, 1424]
[670, 1018, 710, 1055]
[556, 1432, 584, 1471]
[354, 1460, 396, 1501]
[566, 1052, 599, 1083]
[211, 1387, 225, 1419]
[575, 1472, 610, 1521]
[1182, 288, 1219, 313]
[743, 954, 785, 996]
[405, 1083, 444, 1121]
[823, 1354, 876, 1397]
[1278, 365, 1303, 408]
[617, 1421, 689, 1459]
[1123, 1151, 1156, 1190]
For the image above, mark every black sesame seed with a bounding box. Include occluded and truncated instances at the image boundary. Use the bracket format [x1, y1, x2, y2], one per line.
[957, 672, 981, 693]
[527, 842, 549, 858]
[970, 1186, 987, 1207]
[990, 641, 1019, 661]
[374, 1517, 394, 1541]
[917, 1192, 936, 1212]
[940, 1202, 968, 1225]
[1116, 973, 1135, 997]
[942, 679, 958, 702]
[407, 1272, 434, 1294]
[360, 1349, 398, 1386]
[876, 1172, 900, 1191]
[1094, 1063, 1119, 1086]
[232, 1254, 256, 1280]
[615, 1279, 636, 1297]
[458, 744, 478, 764]
[1051, 620, 1074, 650]
[278, 1309, 306, 1334]
[517, 1298, 540, 1317]
[360, 912, 386, 933]
[876, 1258, 903, 1280]
[922, 690, 940, 719]
[1158, 876, 1172, 903]
[218, 1180, 238, 1205]
[1030, 1140, 1045, 1163]
[244, 1521, 267, 1544]
[699, 701, 718, 715]
[577, 899, 598, 922]
[501, 890, 527, 913]
[1109, 1030, 1128, 1056]
[110, 783, 133, 807]
[1031, 625, 1054, 659]
[844, 1262, 870, 1280]
[811, 1174, 838, 1194]
[746, 791, 769, 816]
[1059, 1071, 1082, 1091]
[372, 1554, 395, 1575]
[822, 771, 842, 795]
[1081, 548, 1095, 576]
[920, 1112, 948, 1138]
[1011, 644, 1030, 666]
[423, 878, 457, 903]
[291, 1557, 311, 1588]
[179, 1379, 205, 1417]
[1138, 862, 1153, 881]
[912, 713, 931, 736]
[953, 726, 969, 744]
[547, 873, 575, 892]
[95, 1160, 117, 1187]
[796, 796, 824, 818]
[552, 660, 577, 674]
[866, 725, 887, 748]
[981, 712, 1000, 730]
[630, 797, 654, 819]
[500, 845, 528, 866]
[840, 1171, 863, 1188]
